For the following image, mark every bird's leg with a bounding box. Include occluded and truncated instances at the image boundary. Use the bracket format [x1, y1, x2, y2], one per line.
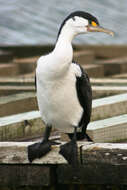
[59, 127, 78, 166]
[28, 125, 59, 163]
[85, 133, 93, 142]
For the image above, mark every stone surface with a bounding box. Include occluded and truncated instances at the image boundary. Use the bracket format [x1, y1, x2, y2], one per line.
[88, 114, 127, 142]
[112, 72, 127, 79]
[90, 78, 127, 86]
[0, 111, 44, 141]
[92, 86, 127, 99]
[0, 92, 37, 117]
[0, 141, 67, 164]
[0, 142, 127, 165]
[0, 165, 51, 186]
[57, 164, 127, 185]
[0, 142, 127, 186]
[92, 93, 127, 121]
[0, 85, 35, 96]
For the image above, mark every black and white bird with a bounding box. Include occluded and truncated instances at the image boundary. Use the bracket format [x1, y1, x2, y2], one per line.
[28, 11, 114, 165]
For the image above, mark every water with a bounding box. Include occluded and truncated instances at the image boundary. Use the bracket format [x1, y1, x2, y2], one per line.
[0, 0, 126, 45]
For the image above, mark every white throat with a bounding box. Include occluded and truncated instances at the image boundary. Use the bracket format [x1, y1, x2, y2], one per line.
[53, 26, 75, 67]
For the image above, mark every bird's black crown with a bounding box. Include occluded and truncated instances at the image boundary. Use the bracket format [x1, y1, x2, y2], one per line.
[57, 11, 99, 39]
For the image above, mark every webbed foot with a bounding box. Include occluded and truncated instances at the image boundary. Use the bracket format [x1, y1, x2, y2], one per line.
[59, 139, 78, 166]
[28, 140, 59, 163]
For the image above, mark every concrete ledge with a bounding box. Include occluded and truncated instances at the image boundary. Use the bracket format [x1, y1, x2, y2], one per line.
[88, 114, 127, 142]
[0, 76, 34, 86]
[112, 73, 127, 79]
[92, 93, 127, 120]
[0, 111, 44, 141]
[0, 141, 66, 164]
[0, 142, 127, 165]
[0, 92, 37, 117]
[92, 86, 127, 99]
[0, 85, 35, 96]
[91, 78, 127, 86]
[0, 142, 127, 187]
[0, 164, 52, 187]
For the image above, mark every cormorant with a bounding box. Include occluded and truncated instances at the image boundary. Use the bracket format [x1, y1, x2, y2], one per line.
[28, 11, 114, 165]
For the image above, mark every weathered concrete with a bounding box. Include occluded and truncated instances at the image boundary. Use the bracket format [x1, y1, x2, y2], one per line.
[0, 85, 35, 96]
[88, 114, 127, 142]
[0, 142, 127, 187]
[0, 111, 44, 141]
[92, 86, 127, 99]
[0, 75, 34, 85]
[92, 93, 127, 120]
[112, 72, 127, 79]
[91, 78, 127, 86]
[0, 92, 37, 117]
[0, 164, 52, 187]
[0, 142, 127, 164]
[0, 141, 66, 164]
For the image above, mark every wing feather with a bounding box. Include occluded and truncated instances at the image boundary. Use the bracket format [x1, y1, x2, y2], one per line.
[68, 63, 92, 140]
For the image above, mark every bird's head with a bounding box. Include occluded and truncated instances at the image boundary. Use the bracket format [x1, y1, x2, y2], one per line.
[57, 11, 114, 40]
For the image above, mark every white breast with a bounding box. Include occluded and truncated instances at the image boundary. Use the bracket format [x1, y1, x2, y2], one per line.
[36, 56, 83, 133]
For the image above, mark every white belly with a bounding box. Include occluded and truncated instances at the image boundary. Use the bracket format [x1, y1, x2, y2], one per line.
[36, 67, 83, 133]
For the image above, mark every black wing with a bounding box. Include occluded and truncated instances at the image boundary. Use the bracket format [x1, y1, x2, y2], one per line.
[35, 73, 37, 91]
[68, 63, 92, 140]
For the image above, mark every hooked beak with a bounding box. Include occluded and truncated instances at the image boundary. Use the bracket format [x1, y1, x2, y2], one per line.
[87, 25, 114, 36]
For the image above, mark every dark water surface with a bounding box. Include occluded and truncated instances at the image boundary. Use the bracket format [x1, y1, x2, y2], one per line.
[0, 0, 126, 45]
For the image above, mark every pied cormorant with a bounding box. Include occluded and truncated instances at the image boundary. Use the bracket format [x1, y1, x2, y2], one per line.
[28, 11, 114, 165]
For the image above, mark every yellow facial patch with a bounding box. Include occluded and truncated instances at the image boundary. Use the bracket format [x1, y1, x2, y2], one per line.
[91, 21, 97, 27]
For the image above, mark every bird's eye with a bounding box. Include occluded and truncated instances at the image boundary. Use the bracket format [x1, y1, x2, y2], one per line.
[91, 21, 97, 27]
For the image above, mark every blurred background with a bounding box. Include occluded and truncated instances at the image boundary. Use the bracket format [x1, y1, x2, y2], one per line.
[0, 0, 125, 45]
